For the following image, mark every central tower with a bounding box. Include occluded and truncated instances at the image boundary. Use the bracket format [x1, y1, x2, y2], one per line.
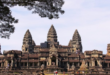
[47, 25, 59, 48]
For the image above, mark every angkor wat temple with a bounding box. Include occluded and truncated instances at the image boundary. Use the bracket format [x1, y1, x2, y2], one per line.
[0, 25, 110, 74]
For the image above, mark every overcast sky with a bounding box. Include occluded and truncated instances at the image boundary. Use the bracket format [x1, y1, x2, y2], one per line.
[0, 0, 110, 54]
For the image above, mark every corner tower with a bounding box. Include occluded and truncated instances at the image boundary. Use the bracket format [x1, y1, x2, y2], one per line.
[68, 29, 82, 53]
[47, 25, 59, 47]
[22, 29, 34, 53]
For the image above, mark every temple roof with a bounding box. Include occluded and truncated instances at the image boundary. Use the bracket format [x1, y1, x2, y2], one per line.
[68, 53, 79, 57]
[104, 56, 110, 59]
[3, 50, 21, 55]
[29, 54, 38, 58]
[85, 50, 102, 55]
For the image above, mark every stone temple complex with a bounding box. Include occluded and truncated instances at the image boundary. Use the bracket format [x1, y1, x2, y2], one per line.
[0, 25, 110, 74]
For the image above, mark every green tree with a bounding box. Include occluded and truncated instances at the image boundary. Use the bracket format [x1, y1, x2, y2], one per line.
[0, 0, 64, 38]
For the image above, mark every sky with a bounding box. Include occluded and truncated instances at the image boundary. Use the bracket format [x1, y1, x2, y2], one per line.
[0, 0, 110, 54]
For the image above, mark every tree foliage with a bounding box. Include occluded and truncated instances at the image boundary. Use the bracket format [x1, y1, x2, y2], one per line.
[0, 0, 64, 39]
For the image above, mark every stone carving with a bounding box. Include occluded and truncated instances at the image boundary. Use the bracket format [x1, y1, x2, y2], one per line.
[41, 64, 44, 69]
[72, 64, 75, 70]
[97, 60, 102, 67]
[78, 60, 87, 71]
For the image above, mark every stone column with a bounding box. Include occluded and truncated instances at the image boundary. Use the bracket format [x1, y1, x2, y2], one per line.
[72, 63, 75, 70]
[38, 62, 40, 67]
[33, 62, 34, 67]
[78, 62, 80, 66]
[56, 58, 58, 66]
[49, 58, 51, 66]
[86, 62, 88, 67]
[11, 60, 13, 67]
[27, 62, 28, 69]
[47, 62, 48, 66]
[108, 63, 109, 68]
[1, 62, 3, 67]
[90, 62, 92, 67]
[92, 61, 95, 67]
[67, 63, 69, 70]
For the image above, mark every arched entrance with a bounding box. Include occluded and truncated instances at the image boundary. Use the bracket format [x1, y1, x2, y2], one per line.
[51, 56, 56, 65]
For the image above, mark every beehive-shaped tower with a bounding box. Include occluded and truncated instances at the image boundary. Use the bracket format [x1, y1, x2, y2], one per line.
[22, 29, 34, 53]
[47, 25, 59, 48]
[68, 29, 82, 53]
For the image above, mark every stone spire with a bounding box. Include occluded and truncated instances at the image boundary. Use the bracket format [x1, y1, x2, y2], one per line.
[22, 29, 33, 53]
[69, 29, 82, 53]
[72, 29, 81, 41]
[24, 29, 32, 39]
[47, 25, 57, 43]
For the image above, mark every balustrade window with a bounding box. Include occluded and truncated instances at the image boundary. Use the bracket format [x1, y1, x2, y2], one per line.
[87, 62, 89, 66]
[34, 63, 37, 66]
[25, 63, 27, 66]
[30, 63, 32, 66]
[26, 48, 27, 51]
[21, 63, 23, 66]
[70, 63, 72, 68]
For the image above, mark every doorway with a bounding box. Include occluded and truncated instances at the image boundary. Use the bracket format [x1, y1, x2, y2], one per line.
[51, 56, 56, 65]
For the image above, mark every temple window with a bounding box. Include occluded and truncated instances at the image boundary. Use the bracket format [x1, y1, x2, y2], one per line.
[25, 63, 27, 66]
[109, 63, 110, 68]
[95, 61, 98, 66]
[26, 48, 27, 51]
[80, 62, 82, 66]
[30, 63, 32, 66]
[70, 63, 72, 68]
[21, 63, 23, 66]
[87, 62, 89, 66]
[34, 63, 37, 66]
[74, 62, 77, 67]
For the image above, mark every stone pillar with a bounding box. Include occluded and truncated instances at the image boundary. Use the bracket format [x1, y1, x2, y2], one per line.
[47, 62, 48, 66]
[92, 61, 95, 67]
[38, 62, 40, 67]
[108, 63, 109, 68]
[11, 60, 13, 67]
[72, 63, 75, 70]
[1, 62, 3, 67]
[67, 63, 69, 69]
[86, 62, 88, 67]
[90, 62, 92, 67]
[49, 58, 51, 66]
[78, 62, 80, 66]
[33, 62, 34, 67]
[56, 58, 58, 66]
[27, 62, 28, 68]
